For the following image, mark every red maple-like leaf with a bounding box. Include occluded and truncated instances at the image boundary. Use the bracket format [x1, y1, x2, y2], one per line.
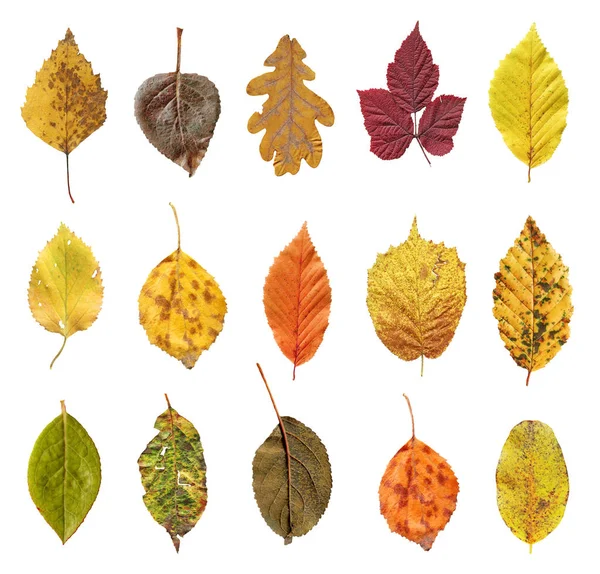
[358, 22, 465, 165]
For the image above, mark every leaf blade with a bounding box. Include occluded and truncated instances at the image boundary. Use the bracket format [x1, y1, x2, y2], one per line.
[418, 95, 466, 156]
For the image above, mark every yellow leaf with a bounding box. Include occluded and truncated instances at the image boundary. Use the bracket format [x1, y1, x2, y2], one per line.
[489, 24, 568, 182]
[28, 224, 103, 368]
[492, 216, 572, 385]
[496, 420, 569, 552]
[139, 205, 227, 369]
[367, 218, 466, 375]
[247, 35, 334, 176]
[21, 29, 108, 202]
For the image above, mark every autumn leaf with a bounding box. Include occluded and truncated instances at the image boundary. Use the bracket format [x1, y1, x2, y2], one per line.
[380, 395, 458, 550]
[247, 35, 334, 175]
[139, 204, 226, 369]
[489, 24, 568, 182]
[28, 401, 101, 544]
[28, 224, 103, 369]
[138, 395, 207, 552]
[252, 364, 332, 544]
[497, 420, 569, 552]
[263, 223, 331, 380]
[22, 29, 107, 203]
[367, 217, 466, 375]
[493, 216, 572, 385]
[358, 22, 465, 165]
[135, 28, 220, 176]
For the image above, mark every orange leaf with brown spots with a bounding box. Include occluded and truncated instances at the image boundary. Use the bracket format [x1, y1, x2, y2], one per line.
[379, 395, 459, 550]
[263, 223, 331, 380]
[138, 204, 226, 369]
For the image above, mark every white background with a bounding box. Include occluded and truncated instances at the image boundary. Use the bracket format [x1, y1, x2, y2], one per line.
[0, 0, 595, 572]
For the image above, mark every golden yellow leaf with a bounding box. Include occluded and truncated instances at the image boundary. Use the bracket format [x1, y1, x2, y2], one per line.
[497, 420, 569, 552]
[247, 35, 334, 176]
[21, 29, 107, 202]
[493, 216, 572, 385]
[367, 218, 466, 375]
[489, 24, 568, 182]
[139, 205, 227, 369]
[28, 224, 103, 368]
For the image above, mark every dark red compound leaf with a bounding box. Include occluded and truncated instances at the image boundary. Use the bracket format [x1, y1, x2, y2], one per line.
[387, 22, 439, 114]
[357, 89, 414, 160]
[358, 22, 465, 165]
[418, 95, 466, 156]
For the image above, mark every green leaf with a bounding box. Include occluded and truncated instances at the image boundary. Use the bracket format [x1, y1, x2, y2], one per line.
[28, 401, 101, 544]
[252, 365, 332, 544]
[138, 395, 207, 552]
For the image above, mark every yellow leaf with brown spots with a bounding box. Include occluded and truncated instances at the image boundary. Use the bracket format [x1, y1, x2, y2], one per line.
[379, 395, 459, 550]
[247, 35, 334, 176]
[139, 205, 227, 369]
[493, 216, 573, 385]
[21, 29, 107, 203]
[367, 217, 466, 375]
[496, 420, 569, 552]
[28, 224, 103, 368]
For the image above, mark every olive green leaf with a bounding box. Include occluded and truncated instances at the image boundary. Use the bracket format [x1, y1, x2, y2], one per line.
[252, 364, 332, 544]
[28, 401, 101, 544]
[138, 394, 207, 552]
[496, 420, 569, 552]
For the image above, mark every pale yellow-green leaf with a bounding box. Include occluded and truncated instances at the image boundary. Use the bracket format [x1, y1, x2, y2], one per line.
[496, 420, 569, 552]
[28, 224, 103, 368]
[489, 24, 568, 181]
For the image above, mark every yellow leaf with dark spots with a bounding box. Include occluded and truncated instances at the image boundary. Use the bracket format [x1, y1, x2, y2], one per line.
[28, 224, 103, 368]
[367, 218, 466, 375]
[139, 205, 227, 369]
[492, 216, 572, 385]
[247, 35, 334, 176]
[497, 420, 569, 552]
[21, 29, 107, 202]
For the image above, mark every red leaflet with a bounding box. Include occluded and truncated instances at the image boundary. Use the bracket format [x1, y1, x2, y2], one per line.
[358, 22, 465, 164]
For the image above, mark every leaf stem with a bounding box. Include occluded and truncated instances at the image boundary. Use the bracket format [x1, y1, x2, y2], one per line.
[414, 112, 431, 166]
[50, 335, 67, 369]
[66, 154, 74, 203]
[169, 203, 181, 251]
[257, 363, 294, 544]
[403, 393, 415, 438]
[526, 370, 531, 386]
[420, 354, 424, 377]
[176, 28, 183, 74]
[165, 393, 172, 409]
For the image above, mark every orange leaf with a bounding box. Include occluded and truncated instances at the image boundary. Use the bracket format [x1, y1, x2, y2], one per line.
[379, 395, 459, 550]
[263, 223, 331, 380]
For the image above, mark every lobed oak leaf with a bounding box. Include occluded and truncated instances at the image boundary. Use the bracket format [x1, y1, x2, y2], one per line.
[263, 223, 331, 380]
[247, 35, 334, 175]
[138, 395, 207, 552]
[489, 24, 568, 182]
[135, 28, 221, 176]
[358, 22, 465, 165]
[380, 395, 459, 550]
[138, 204, 226, 369]
[496, 420, 569, 552]
[28, 401, 101, 544]
[492, 216, 572, 385]
[21, 29, 107, 203]
[252, 365, 332, 544]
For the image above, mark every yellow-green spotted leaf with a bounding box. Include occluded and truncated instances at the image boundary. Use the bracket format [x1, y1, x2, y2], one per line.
[489, 24, 568, 181]
[496, 420, 569, 552]
[138, 395, 207, 552]
[28, 224, 103, 369]
[28, 401, 101, 544]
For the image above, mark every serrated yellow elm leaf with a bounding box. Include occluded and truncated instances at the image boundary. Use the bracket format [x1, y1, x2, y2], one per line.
[492, 216, 572, 385]
[28, 224, 103, 368]
[138, 395, 207, 552]
[367, 217, 466, 375]
[28, 401, 101, 544]
[496, 420, 569, 552]
[489, 24, 568, 182]
[138, 205, 226, 369]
